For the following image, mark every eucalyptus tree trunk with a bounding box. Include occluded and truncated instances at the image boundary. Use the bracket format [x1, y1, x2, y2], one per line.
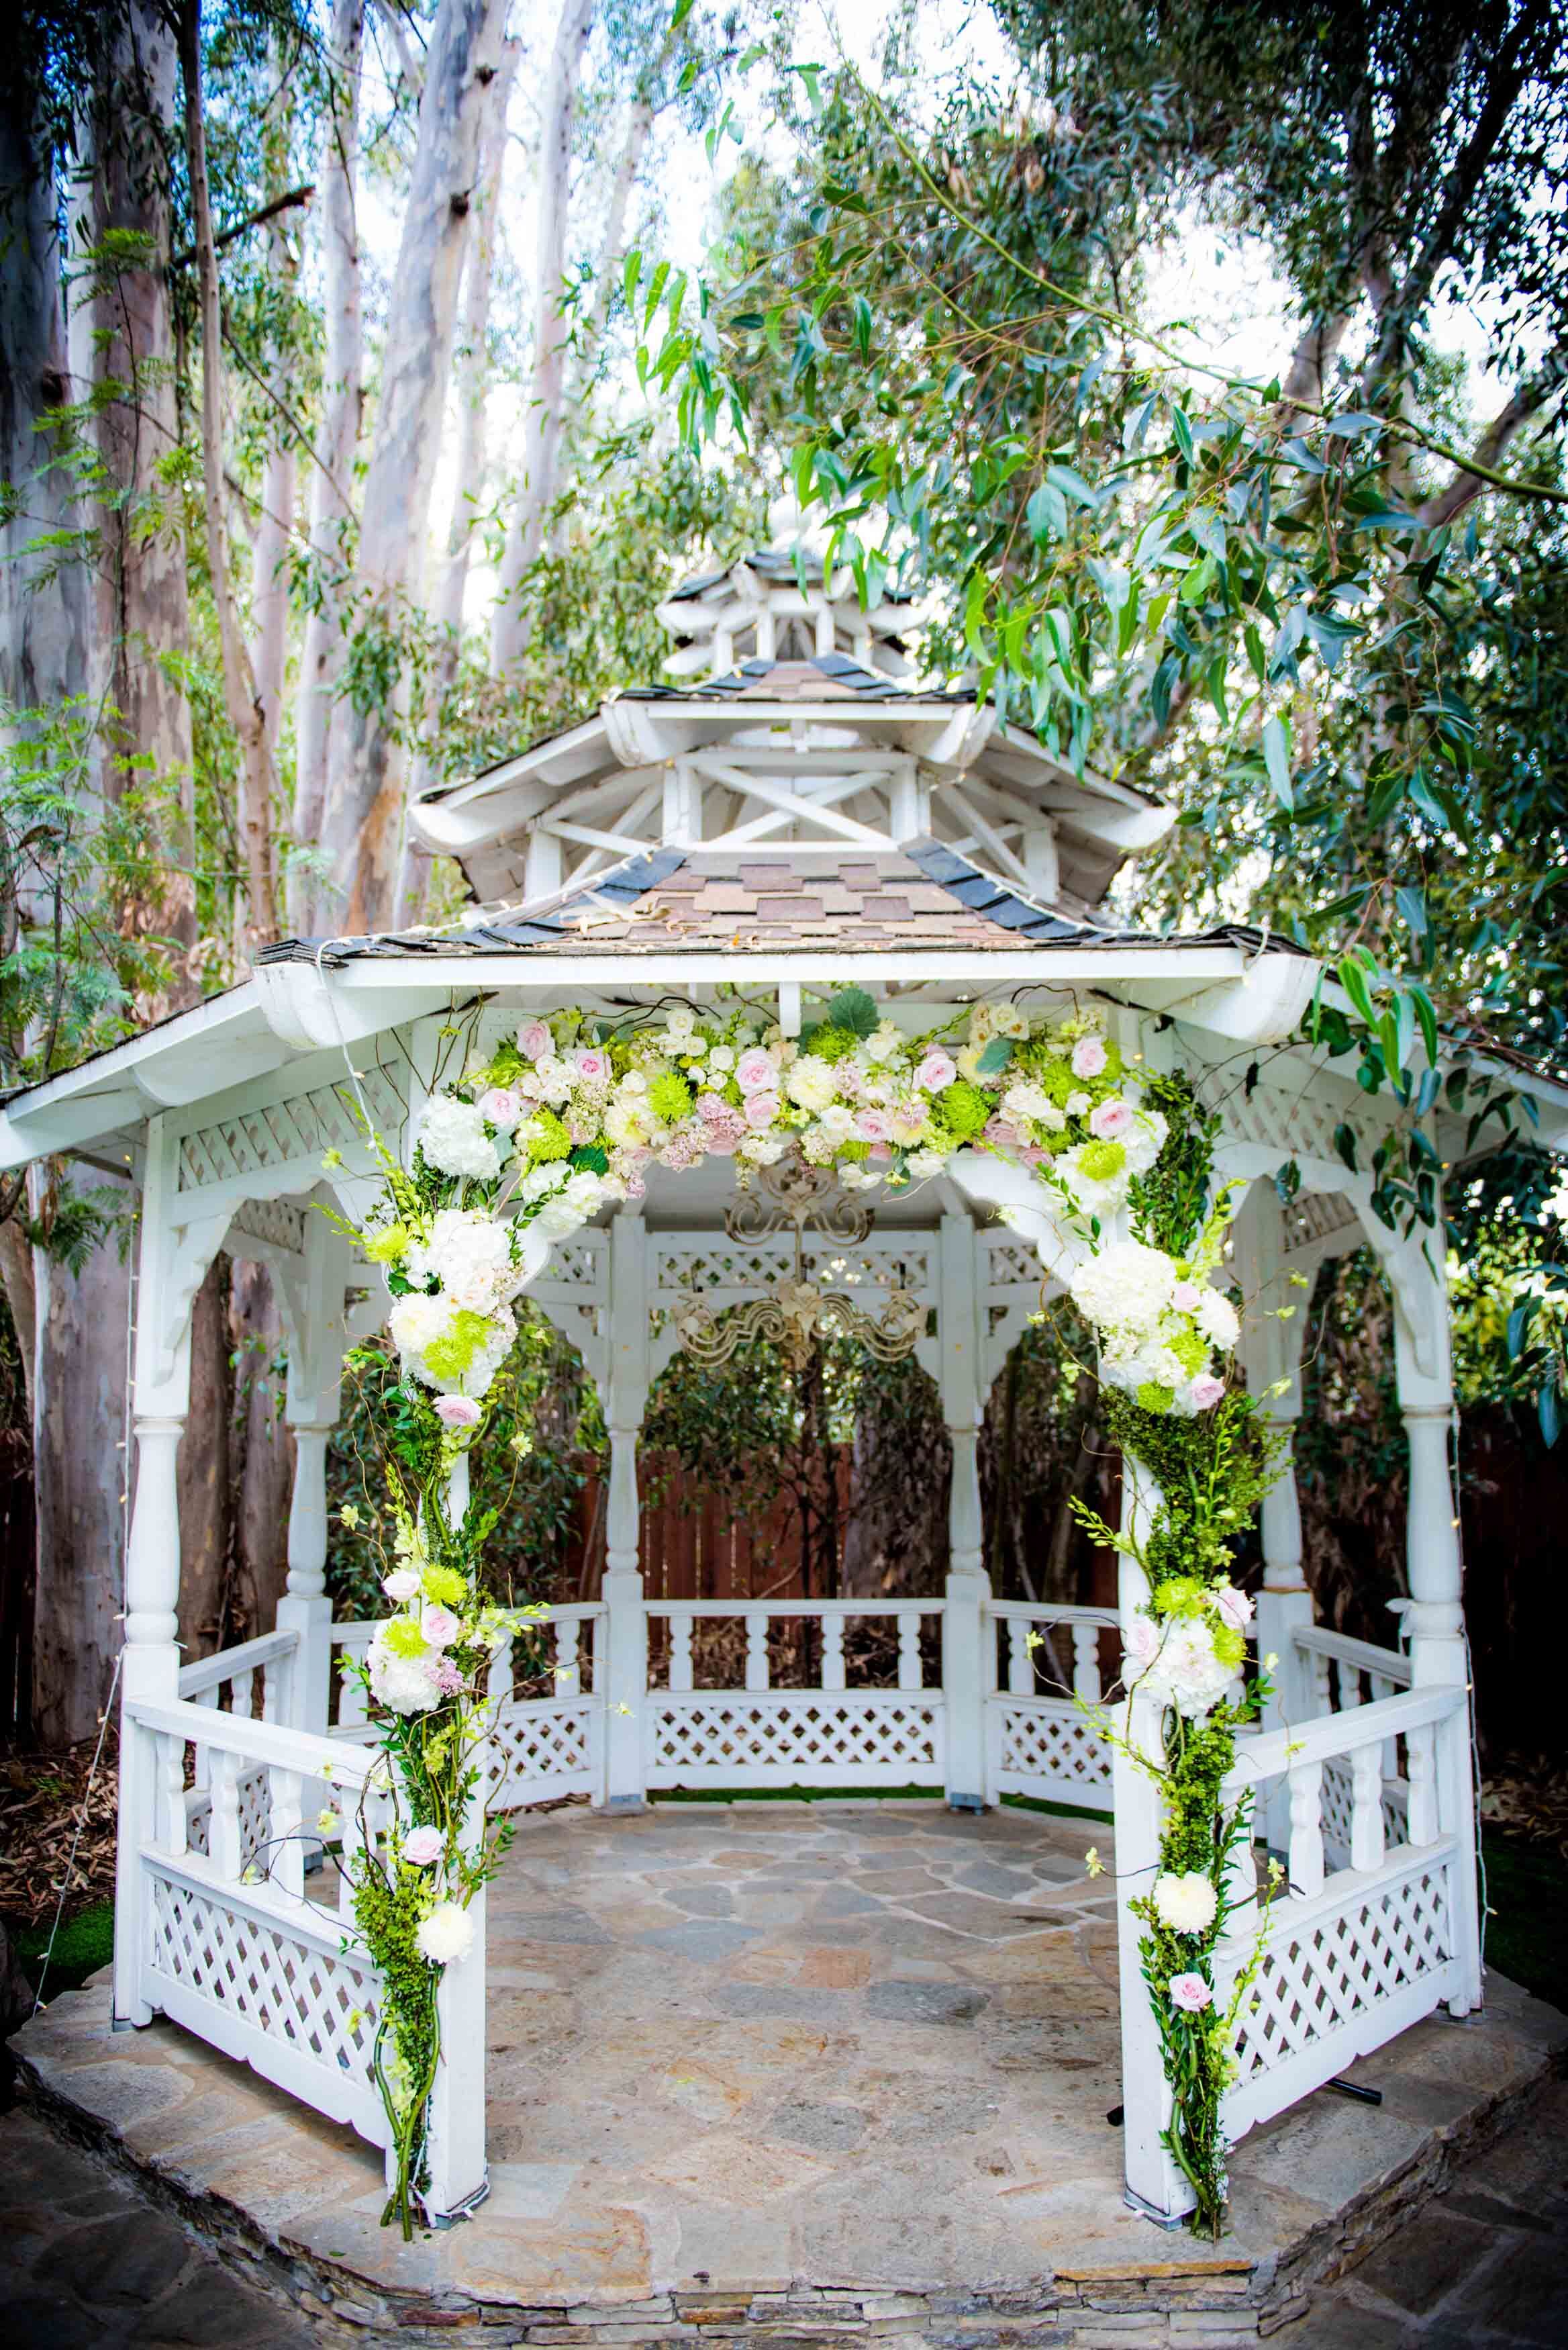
[178, 0, 280, 945]
[396, 32, 521, 928]
[569, 92, 652, 408]
[317, 0, 507, 933]
[66, 0, 199, 973]
[230, 1258, 294, 1640]
[291, 0, 364, 936]
[254, 52, 299, 774]
[490, 0, 596, 673]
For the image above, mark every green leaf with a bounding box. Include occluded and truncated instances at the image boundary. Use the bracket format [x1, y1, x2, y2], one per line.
[975, 1037, 1014, 1075]
[1394, 886, 1428, 942]
[1333, 1123, 1359, 1172]
[827, 987, 878, 1038]
[1171, 408, 1194, 464]
[571, 1143, 609, 1176]
[1408, 984, 1439, 1068]
[1026, 479, 1067, 545]
[1263, 714, 1292, 808]
[1243, 622, 1266, 684]
[1337, 953, 1377, 1026]
[671, 0, 696, 26]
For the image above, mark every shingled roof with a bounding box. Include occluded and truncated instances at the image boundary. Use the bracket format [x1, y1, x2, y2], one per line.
[261, 839, 1306, 968]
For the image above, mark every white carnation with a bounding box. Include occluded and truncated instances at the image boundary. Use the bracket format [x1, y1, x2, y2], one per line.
[1001, 1080, 1056, 1125]
[1069, 1241, 1177, 1341]
[784, 1055, 838, 1113]
[415, 1899, 477, 1965]
[1152, 1870, 1219, 1936]
[417, 1094, 500, 1182]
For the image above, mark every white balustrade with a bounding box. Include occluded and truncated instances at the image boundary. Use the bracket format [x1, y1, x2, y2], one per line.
[983, 1602, 1119, 1814]
[1214, 1679, 1469, 2143]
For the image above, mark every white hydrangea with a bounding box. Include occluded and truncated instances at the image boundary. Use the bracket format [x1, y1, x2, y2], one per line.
[1069, 1241, 1177, 1342]
[784, 1054, 838, 1113]
[1134, 1617, 1235, 1719]
[1191, 1286, 1241, 1349]
[388, 1291, 457, 1362]
[404, 1209, 519, 1315]
[531, 1170, 606, 1239]
[366, 1633, 442, 1716]
[1120, 1105, 1169, 1175]
[417, 1094, 501, 1181]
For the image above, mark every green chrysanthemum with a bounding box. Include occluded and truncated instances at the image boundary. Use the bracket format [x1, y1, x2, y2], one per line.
[647, 1072, 693, 1123]
[525, 1109, 572, 1164]
[836, 1139, 871, 1162]
[1136, 1380, 1175, 1413]
[383, 1617, 430, 1660]
[933, 1079, 991, 1140]
[1076, 1137, 1127, 1181]
[1151, 1574, 1208, 1619]
[422, 1309, 495, 1383]
[1169, 1327, 1209, 1378]
[1213, 1622, 1246, 1672]
[805, 1024, 856, 1064]
[422, 1564, 467, 1607]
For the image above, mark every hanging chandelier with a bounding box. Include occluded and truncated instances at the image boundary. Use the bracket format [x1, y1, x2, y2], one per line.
[668, 1153, 926, 1371]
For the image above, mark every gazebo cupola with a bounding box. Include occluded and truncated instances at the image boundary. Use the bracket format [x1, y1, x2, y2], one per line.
[406, 529, 1175, 918]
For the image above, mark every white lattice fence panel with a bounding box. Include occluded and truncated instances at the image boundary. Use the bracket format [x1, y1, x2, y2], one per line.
[226, 1196, 309, 1254]
[485, 1698, 599, 1809]
[648, 1693, 944, 1787]
[1220, 1853, 1457, 2138]
[144, 1861, 388, 2147]
[177, 1065, 405, 1194]
[992, 1699, 1114, 1812]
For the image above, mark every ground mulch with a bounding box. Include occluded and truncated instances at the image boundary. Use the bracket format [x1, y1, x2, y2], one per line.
[0, 1734, 118, 1929]
[1481, 1754, 1568, 1860]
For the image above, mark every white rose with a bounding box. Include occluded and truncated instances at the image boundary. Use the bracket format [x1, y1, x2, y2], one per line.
[907, 1148, 949, 1178]
[818, 1102, 856, 1141]
[785, 1055, 838, 1113]
[532, 1056, 575, 1105]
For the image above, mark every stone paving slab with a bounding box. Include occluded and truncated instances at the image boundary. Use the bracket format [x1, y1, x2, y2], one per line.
[10, 1800, 1568, 2347]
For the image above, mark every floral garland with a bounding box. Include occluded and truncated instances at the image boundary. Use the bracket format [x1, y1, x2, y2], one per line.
[1060, 1078, 1291, 2239]
[326, 998, 1272, 2235]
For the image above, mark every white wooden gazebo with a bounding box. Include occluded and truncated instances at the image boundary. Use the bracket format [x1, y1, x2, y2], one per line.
[5, 545, 1565, 2233]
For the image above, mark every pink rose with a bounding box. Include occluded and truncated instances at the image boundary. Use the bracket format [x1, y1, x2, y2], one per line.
[478, 1087, 522, 1133]
[421, 1605, 462, 1649]
[743, 1090, 780, 1129]
[1124, 1616, 1161, 1671]
[868, 1143, 892, 1162]
[914, 1048, 957, 1092]
[854, 1109, 893, 1143]
[1171, 1280, 1204, 1313]
[983, 1115, 1021, 1151]
[1213, 1585, 1255, 1632]
[401, 1826, 444, 1867]
[1189, 1372, 1226, 1411]
[1089, 1098, 1132, 1140]
[1168, 1971, 1214, 2014]
[735, 1047, 779, 1094]
[518, 1020, 552, 1062]
[434, 1395, 482, 1429]
[1071, 1037, 1108, 1078]
[572, 1047, 610, 1084]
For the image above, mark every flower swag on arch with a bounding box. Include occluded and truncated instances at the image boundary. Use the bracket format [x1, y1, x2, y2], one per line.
[328, 988, 1281, 2237]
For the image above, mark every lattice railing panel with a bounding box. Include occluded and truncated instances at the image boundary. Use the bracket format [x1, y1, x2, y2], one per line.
[648, 1694, 942, 1784]
[652, 1237, 935, 1299]
[1281, 1190, 1362, 1259]
[146, 1871, 381, 2108]
[486, 1698, 597, 1809]
[983, 1237, 1044, 1288]
[177, 1065, 405, 1194]
[1228, 1861, 1453, 2098]
[226, 1196, 309, 1255]
[186, 1765, 271, 1871]
[1320, 1757, 1410, 1870]
[993, 1699, 1114, 1806]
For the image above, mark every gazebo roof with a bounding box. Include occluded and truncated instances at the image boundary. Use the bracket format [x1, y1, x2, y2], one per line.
[260, 837, 1299, 967]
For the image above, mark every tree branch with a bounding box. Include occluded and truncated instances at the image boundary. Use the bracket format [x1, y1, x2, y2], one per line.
[1417, 348, 1568, 530]
[169, 181, 314, 270]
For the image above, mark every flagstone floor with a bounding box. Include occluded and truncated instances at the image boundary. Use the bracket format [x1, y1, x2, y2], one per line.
[11, 1799, 1568, 2338]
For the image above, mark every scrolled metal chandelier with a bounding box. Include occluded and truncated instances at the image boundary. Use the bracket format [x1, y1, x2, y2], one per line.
[667, 1152, 926, 1371]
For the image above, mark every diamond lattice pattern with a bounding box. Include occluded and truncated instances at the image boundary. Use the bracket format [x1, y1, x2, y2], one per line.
[650, 1696, 940, 1781]
[996, 1701, 1114, 1801]
[148, 1873, 380, 2091]
[486, 1700, 596, 1807]
[177, 1066, 405, 1194]
[1230, 1863, 1453, 2089]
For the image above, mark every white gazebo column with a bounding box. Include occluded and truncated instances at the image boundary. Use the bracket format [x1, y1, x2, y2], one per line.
[1112, 1452, 1194, 2224]
[601, 1208, 648, 1808]
[1234, 1184, 1313, 1852]
[114, 1119, 225, 2027]
[277, 1215, 354, 1738]
[939, 1213, 989, 1810]
[1372, 1210, 1483, 2012]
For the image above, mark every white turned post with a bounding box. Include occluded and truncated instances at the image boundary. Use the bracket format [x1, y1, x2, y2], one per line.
[745, 1611, 770, 1691]
[424, 1856, 487, 2219]
[1350, 1742, 1385, 1873]
[940, 1213, 990, 1809]
[1371, 1204, 1481, 2012]
[115, 1120, 221, 2028]
[1287, 1760, 1325, 1897]
[601, 1209, 648, 1807]
[821, 1614, 846, 1693]
[1234, 1184, 1313, 1856]
[1113, 1450, 1193, 2224]
[278, 1207, 352, 1742]
[1073, 1621, 1102, 1704]
[897, 1609, 922, 1693]
[1008, 1619, 1034, 1695]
